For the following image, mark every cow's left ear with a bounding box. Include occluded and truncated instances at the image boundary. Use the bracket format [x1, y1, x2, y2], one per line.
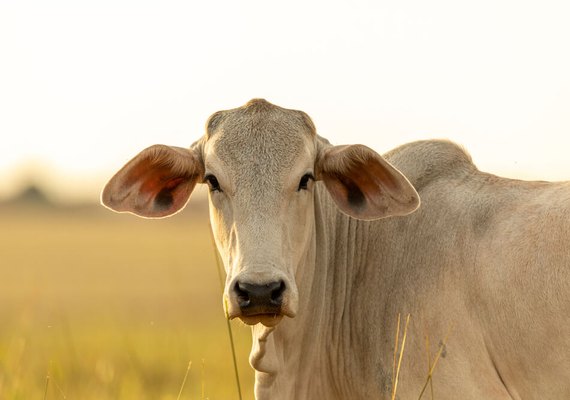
[316, 144, 420, 220]
[101, 144, 204, 218]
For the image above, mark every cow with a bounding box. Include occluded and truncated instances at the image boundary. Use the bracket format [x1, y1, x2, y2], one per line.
[102, 99, 570, 399]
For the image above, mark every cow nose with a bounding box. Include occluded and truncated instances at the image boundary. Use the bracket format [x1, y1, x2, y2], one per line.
[234, 280, 285, 315]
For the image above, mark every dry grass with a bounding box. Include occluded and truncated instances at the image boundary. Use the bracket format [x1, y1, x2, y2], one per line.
[391, 314, 410, 400]
[0, 201, 254, 399]
[389, 313, 452, 400]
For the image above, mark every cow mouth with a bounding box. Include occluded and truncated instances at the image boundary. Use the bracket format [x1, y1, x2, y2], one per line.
[239, 313, 284, 327]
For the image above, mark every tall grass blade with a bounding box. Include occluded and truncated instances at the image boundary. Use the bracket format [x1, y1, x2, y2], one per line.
[391, 314, 410, 400]
[392, 313, 401, 390]
[176, 361, 192, 400]
[52, 378, 67, 399]
[201, 359, 206, 400]
[43, 372, 50, 400]
[424, 332, 434, 400]
[44, 361, 67, 400]
[417, 322, 455, 400]
[224, 297, 243, 400]
[209, 226, 243, 400]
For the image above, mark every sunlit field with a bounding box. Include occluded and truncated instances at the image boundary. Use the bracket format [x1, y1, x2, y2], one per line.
[0, 195, 254, 399]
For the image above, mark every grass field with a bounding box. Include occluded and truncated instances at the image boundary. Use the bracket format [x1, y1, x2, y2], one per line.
[0, 198, 254, 399]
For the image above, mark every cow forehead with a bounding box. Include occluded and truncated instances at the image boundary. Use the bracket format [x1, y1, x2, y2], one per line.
[203, 99, 317, 178]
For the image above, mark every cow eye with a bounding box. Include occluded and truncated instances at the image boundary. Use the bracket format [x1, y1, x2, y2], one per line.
[298, 173, 314, 191]
[204, 174, 222, 192]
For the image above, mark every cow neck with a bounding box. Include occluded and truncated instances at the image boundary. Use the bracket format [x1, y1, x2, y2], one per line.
[313, 183, 384, 396]
[250, 182, 383, 398]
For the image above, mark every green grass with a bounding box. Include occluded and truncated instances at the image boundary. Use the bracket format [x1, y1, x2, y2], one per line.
[0, 201, 254, 399]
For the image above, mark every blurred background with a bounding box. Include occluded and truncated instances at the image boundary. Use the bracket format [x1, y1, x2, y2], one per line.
[1, 0, 569, 398]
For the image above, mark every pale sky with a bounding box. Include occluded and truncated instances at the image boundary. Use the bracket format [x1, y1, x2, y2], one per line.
[1, 0, 569, 202]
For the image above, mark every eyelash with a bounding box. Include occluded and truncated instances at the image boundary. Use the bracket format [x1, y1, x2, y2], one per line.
[298, 173, 314, 191]
[204, 174, 222, 192]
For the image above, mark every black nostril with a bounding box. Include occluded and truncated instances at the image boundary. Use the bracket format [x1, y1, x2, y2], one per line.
[234, 280, 286, 312]
[270, 281, 286, 305]
[235, 281, 251, 308]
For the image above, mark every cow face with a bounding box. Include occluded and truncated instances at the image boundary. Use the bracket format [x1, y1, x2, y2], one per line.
[201, 100, 318, 327]
[101, 99, 419, 327]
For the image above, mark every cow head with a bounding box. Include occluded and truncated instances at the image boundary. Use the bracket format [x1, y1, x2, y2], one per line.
[101, 99, 419, 327]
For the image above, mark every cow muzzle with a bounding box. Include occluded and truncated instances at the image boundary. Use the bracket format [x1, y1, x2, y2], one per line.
[226, 274, 298, 327]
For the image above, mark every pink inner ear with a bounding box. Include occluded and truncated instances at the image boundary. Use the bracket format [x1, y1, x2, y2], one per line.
[348, 158, 406, 208]
[327, 172, 367, 210]
[362, 158, 403, 193]
[102, 144, 203, 218]
[318, 144, 419, 220]
[132, 164, 196, 215]
[137, 168, 171, 197]
[153, 177, 190, 211]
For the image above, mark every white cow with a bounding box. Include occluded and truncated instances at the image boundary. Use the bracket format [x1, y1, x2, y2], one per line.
[102, 99, 570, 399]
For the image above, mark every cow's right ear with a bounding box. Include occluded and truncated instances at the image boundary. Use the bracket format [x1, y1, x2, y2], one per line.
[316, 143, 420, 220]
[101, 145, 204, 218]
